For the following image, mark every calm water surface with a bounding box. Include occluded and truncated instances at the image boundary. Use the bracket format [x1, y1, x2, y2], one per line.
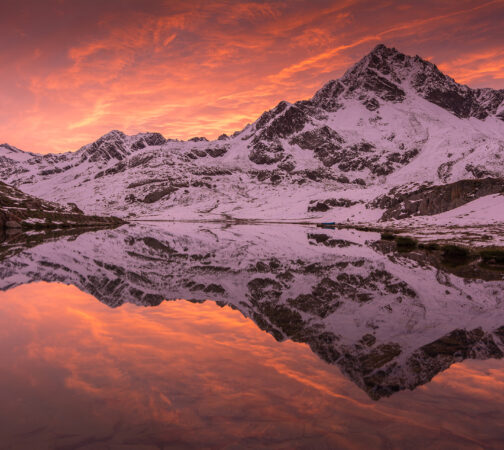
[0, 223, 503, 449]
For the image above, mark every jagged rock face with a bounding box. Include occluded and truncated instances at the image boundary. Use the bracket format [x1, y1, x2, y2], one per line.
[256, 103, 311, 141]
[249, 141, 285, 165]
[0, 44, 503, 222]
[339, 44, 504, 120]
[131, 132, 167, 150]
[375, 178, 504, 220]
[290, 126, 344, 167]
[312, 80, 345, 111]
[1, 223, 504, 400]
[308, 198, 360, 212]
[80, 130, 129, 163]
[78, 130, 168, 163]
[346, 67, 406, 103]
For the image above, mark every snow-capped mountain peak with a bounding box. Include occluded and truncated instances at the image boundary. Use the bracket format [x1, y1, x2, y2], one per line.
[1, 44, 503, 223]
[335, 44, 504, 120]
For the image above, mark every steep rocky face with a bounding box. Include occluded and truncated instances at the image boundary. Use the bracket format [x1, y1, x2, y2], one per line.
[1, 223, 504, 400]
[77, 130, 170, 164]
[374, 178, 504, 220]
[329, 44, 504, 120]
[0, 44, 502, 222]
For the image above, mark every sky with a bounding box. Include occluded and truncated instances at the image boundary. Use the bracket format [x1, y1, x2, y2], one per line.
[0, 0, 503, 154]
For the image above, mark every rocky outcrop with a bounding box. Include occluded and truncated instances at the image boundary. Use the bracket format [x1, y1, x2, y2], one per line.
[375, 178, 504, 220]
[290, 126, 344, 167]
[0, 181, 125, 230]
[308, 198, 360, 212]
[78, 130, 130, 163]
[342, 44, 504, 120]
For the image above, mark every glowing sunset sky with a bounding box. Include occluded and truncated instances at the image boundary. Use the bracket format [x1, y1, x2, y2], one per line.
[1, 0, 503, 153]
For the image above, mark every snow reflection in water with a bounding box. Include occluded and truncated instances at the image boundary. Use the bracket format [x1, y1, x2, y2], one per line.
[0, 223, 503, 448]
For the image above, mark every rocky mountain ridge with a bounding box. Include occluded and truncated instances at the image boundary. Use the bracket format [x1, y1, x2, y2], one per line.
[1, 44, 503, 223]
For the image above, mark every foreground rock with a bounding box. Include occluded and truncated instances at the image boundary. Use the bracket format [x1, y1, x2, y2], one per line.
[0, 181, 125, 230]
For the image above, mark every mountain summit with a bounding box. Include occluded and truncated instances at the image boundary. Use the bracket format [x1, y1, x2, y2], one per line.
[336, 44, 504, 120]
[1, 45, 503, 224]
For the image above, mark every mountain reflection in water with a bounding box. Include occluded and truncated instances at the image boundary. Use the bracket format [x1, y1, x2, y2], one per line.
[0, 223, 503, 448]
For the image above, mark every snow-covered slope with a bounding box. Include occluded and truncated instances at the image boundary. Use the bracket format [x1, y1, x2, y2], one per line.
[1, 45, 503, 222]
[1, 222, 503, 399]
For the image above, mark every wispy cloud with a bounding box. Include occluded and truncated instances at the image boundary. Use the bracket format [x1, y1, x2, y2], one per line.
[0, 0, 503, 153]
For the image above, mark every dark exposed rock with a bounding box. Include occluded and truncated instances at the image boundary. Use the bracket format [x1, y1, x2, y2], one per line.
[420, 328, 493, 358]
[39, 167, 64, 176]
[359, 343, 402, 374]
[278, 158, 296, 172]
[255, 101, 289, 130]
[191, 149, 208, 158]
[142, 187, 178, 203]
[256, 104, 310, 141]
[363, 97, 380, 111]
[465, 164, 493, 178]
[288, 277, 342, 318]
[79, 130, 129, 163]
[247, 278, 282, 304]
[301, 168, 338, 182]
[311, 80, 345, 111]
[143, 132, 167, 146]
[307, 332, 341, 363]
[308, 198, 359, 212]
[190, 167, 232, 176]
[205, 146, 228, 158]
[204, 283, 226, 294]
[95, 161, 127, 179]
[131, 133, 166, 150]
[360, 334, 377, 347]
[348, 68, 406, 102]
[67, 203, 83, 214]
[188, 137, 208, 142]
[290, 126, 344, 167]
[249, 141, 284, 165]
[129, 154, 154, 168]
[375, 178, 504, 220]
[142, 237, 177, 254]
[308, 234, 357, 248]
[424, 89, 474, 118]
[127, 178, 167, 189]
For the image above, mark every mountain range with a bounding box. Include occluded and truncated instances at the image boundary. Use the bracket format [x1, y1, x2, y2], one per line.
[1, 44, 503, 223]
